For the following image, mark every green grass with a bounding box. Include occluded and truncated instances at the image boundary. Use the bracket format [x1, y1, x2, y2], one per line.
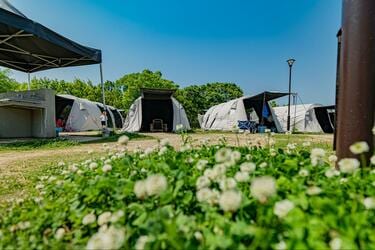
[0, 132, 154, 151]
[0, 138, 79, 151]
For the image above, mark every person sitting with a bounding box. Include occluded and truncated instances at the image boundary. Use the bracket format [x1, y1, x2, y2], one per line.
[55, 117, 65, 136]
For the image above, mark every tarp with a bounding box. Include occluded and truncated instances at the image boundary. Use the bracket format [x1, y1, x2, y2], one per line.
[0, 0, 101, 73]
[122, 89, 191, 132]
[272, 104, 324, 133]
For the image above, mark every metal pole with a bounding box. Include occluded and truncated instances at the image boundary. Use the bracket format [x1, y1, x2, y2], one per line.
[287, 65, 292, 131]
[336, 0, 375, 160]
[27, 72, 30, 90]
[100, 63, 108, 128]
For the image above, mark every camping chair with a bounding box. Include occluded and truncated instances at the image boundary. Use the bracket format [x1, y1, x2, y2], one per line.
[150, 119, 164, 132]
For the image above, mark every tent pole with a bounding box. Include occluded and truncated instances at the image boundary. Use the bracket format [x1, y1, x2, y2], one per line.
[100, 63, 108, 128]
[27, 72, 30, 90]
[336, 0, 375, 162]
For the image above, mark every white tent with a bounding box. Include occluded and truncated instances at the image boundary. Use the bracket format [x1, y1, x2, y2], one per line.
[56, 95, 122, 132]
[122, 88, 191, 132]
[272, 104, 324, 133]
[201, 92, 287, 132]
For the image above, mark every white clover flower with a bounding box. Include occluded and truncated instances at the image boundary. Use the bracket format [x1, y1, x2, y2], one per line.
[306, 186, 322, 196]
[194, 231, 203, 241]
[104, 159, 112, 164]
[328, 155, 338, 163]
[298, 169, 309, 177]
[110, 210, 125, 223]
[144, 147, 154, 156]
[240, 162, 256, 173]
[212, 164, 227, 178]
[302, 141, 311, 147]
[259, 162, 268, 168]
[215, 148, 232, 163]
[134, 180, 147, 199]
[196, 176, 211, 190]
[35, 184, 44, 190]
[180, 144, 192, 152]
[219, 190, 242, 212]
[82, 213, 96, 225]
[370, 155, 375, 165]
[363, 197, 375, 210]
[97, 211, 112, 226]
[55, 228, 65, 240]
[349, 141, 369, 155]
[135, 235, 149, 250]
[145, 174, 168, 196]
[102, 164, 112, 173]
[17, 221, 30, 230]
[325, 168, 340, 178]
[287, 143, 296, 150]
[118, 135, 129, 145]
[329, 237, 342, 250]
[58, 161, 65, 167]
[310, 148, 326, 166]
[274, 200, 294, 218]
[245, 154, 252, 161]
[89, 162, 98, 170]
[77, 170, 84, 175]
[340, 178, 348, 184]
[196, 159, 209, 171]
[230, 151, 242, 162]
[338, 158, 360, 174]
[275, 240, 287, 250]
[270, 148, 277, 157]
[219, 178, 237, 191]
[158, 146, 168, 156]
[86, 226, 125, 250]
[250, 176, 276, 203]
[70, 164, 79, 173]
[235, 171, 250, 182]
[196, 188, 215, 204]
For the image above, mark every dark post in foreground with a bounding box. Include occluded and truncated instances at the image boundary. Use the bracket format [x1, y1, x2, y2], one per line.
[336, 0, 375, 159]
[286, 59, 295, 132]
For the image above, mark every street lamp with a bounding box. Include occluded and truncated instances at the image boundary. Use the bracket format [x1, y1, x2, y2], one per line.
[286, 58, 296, 132]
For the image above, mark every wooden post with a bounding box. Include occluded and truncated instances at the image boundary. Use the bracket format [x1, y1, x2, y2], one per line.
[336, 0, 375, 160]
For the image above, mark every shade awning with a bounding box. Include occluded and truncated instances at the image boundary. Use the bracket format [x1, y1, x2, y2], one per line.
[0, 0, 102, 73]
[244, 91, 290, 103]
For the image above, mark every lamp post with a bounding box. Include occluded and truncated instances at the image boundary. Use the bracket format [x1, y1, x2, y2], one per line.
[286, 58, 296, 132]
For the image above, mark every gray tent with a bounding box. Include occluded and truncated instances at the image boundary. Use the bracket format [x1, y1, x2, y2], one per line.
[0, 0, 101, 73]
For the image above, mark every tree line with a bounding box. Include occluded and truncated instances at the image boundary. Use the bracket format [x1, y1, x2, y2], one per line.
[0, 69, 243, 128]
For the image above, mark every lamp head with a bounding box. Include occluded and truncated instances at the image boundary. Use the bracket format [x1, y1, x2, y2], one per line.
[287, 58, 296, 67]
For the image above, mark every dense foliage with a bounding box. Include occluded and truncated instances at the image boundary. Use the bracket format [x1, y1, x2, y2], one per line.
[0, 69, 243, 128]
[1, 135, 374, 249]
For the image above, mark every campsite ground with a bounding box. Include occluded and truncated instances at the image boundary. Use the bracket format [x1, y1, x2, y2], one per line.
[0, 132, 333, 203]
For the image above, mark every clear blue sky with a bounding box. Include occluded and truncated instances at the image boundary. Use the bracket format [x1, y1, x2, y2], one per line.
[9, 0, 341, 105]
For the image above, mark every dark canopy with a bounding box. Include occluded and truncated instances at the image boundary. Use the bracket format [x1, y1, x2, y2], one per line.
[0, 0, 101, 73]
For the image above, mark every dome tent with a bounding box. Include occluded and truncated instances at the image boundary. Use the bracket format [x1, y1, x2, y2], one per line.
[122, 88, 190, 132]
[201, 91, 287, 132]
[56, 95, 123, 132]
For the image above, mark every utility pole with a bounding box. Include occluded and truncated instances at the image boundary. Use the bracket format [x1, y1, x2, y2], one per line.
[336, 0, 375, 160]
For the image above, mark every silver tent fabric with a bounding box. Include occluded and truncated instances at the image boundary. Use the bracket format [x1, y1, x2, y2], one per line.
[272, 104, 324, 133]
[58, 95, 102, 132]
[122, 97, 190, 132]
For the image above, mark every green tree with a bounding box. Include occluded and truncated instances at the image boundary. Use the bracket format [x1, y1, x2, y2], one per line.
[116, 69, 179, 111]
[176, 82, 243, 128]
[0, 69, 17, 93]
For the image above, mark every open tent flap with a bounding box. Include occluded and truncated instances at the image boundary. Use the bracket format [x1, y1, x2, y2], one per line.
[314, 105, 335, 133]
[122, 88, 191, 132]
[0, 0, 101, 73]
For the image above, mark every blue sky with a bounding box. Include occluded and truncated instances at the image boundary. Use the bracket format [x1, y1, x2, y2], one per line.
[9, 0, 341, 105]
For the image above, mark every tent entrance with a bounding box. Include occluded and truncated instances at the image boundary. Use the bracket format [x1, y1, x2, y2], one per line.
[314, 106, 335, 133]
[55, 95, 74, 128]
[141, 99, 173, 132]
